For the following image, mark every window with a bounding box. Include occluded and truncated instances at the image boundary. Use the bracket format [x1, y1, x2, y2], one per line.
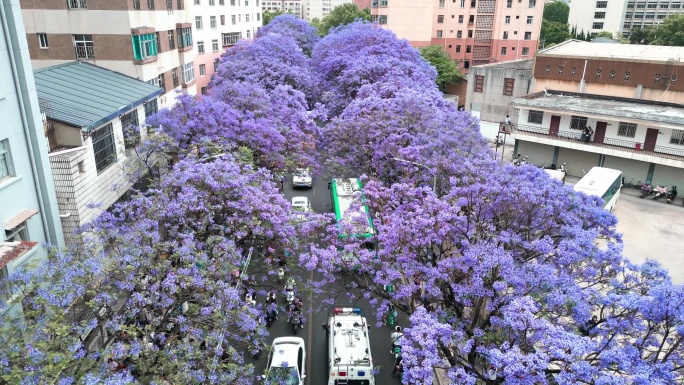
[671, 75, 677, 84]
[524, 31, 531, 40]
[528, 110, 543, 124]
[232, 15, 236, 24]
[657, 14, 667, 18]
[200, 63, 206, 76]
[469, 15, 474, 23]
[468, 30, 473, 37]
[559, 66, 563, 74]
[182, 62, 195, 84]
[654, 73, 661, 83]
[474, 75, 484, 92]
[155, 32, 162, 53]
[503, 78, 515, 96]
[246, 30, 251, 38]
[6, 224, 29, 242]
[149, 74, 165, 91]
[596, 68, 602, 77]
[197, 40, 205, 54]
[596, 0, 607, 7]
[672, 2, 681, 7]
[594, 11, 606, 18]
[214, 60, 219, 71]
[438, 15, 444, 23]
[246, 14, 250, 22]
[507, 0, 512, 6]
[618, 122, 637, 138]
[212, 39, 219, 52]
[147, 0, 155, 9]
[177, 27, 193, 48]
[67, 0, 87, 9]
[121, 110, 140, 150]
[457, 30, 463, 38]
[625, 71, 630, 80]
[38, 33, 48, 49]
[456, 45, 461, 52]
[466, 45, 472, 53]
[210, 16, 217, 28]
[0, 139, 15, 182]
[522, 47, 529, 55]
[73, 34, 94, 59]
[210, 0, 215, 4]
[501, 47, 507, 55]
[172, 67, 179, 87]
[168, 30, 176, 50]
[257, 13, 260, 20]
[503, 31, 508, 39]
[636, 2, 646, 7]
[461, 0, 465, 7]
[645, 13, 655, 18]
[222, 32, 241, 46]
[471, 0, 476, 6]
[458, 15, 464, 23]
[379, 15, 388, 24]
[133, 0, 141, 9]
[592, 22, 604, 28]
[196, 16, 203, 29]
[221, 15, 226, 25]
[132, 33, 157, 60]
[529, 0, 536, 7]
[505, 16, 510, 23]
[527, 16, 533, 24]
[570, 116, 588, 130]
[671, 129, 684, 145]
[437, 30, 443, 38]
[625, 13, 633, 18]
[195, 0, 200, 3]
[220, 0, 224, 4]
[201, 87, 207, 95]
[143, 98, 159, 119]
[647, 2, 656, 7]
[627, 2, 635, 7]
[571, 67, 576, 75]
[231, 0, 235, 4]
[439, 0, 445, 6]
[91, 123, 117, 173]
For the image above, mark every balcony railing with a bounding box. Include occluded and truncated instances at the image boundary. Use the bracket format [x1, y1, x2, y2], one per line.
[512, 123, 684, 161]
[67, 0, 87, 9]
[74, 45, 95, 59]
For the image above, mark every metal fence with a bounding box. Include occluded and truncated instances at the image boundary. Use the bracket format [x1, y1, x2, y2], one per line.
[67, 0, 87, 9]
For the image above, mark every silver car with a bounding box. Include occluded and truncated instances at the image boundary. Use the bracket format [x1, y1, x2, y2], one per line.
[292, 168, 312, 188]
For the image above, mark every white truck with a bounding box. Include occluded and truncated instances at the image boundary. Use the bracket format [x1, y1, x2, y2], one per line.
[325, 307, 375, 385]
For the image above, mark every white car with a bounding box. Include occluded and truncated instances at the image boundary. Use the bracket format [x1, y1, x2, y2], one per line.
[291, 196, 312, 213]
[292, 168, 312, 188]
[262, 337, 306, 385]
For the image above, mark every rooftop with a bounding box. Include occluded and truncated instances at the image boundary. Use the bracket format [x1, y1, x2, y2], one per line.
[474, 59, 534, 70]
[330, 314, 372, 367]
[512, 90, 684, 126]
[537, 40, 684, 62]
[34, 62, 163, 132]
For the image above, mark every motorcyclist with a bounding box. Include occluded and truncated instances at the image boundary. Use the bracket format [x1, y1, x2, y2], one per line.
[390, 326, 404, 354]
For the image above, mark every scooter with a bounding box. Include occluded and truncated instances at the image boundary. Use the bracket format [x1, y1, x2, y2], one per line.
[290, 310, 304, 334]
[265, 303, 278, 328]
[653, 184, 668, 201]
[639, 183, 654, 199]
[666, 186, 678, 203]
[387, 303, 398, 326]
[284, 277, 296, 305]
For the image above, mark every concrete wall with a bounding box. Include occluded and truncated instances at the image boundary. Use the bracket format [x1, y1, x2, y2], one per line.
[373, 0, 433, 45]
[466, 62, 532, 124]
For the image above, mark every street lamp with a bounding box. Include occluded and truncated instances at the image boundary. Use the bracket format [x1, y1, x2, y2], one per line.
[392, 158, 437, 192]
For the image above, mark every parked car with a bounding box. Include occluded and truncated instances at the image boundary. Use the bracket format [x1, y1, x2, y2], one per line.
[262, 337, 306, 385]
[292, 168, 312, 188]
[291, 196, 312, 214]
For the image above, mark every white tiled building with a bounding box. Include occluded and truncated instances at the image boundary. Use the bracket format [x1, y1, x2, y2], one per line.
[304, 0, 352, 21]
[262, 0, 304, 17]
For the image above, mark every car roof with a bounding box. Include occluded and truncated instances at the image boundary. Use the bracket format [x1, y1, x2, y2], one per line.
[292, 196, 309, 204]
[271, 337, 305, 367]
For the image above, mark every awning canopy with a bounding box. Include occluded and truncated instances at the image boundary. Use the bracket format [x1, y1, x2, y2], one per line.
[4, 209, 39, 231]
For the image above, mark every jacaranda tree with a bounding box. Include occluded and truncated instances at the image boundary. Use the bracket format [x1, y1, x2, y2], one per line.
[255, 14, 320, 56]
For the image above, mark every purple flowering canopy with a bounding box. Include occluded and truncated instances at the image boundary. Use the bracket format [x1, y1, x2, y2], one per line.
[255, 14, 320, 56]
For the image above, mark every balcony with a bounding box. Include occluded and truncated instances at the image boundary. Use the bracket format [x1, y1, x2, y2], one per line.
[74, 45, 95, 59]
[510, 123, 684, 162]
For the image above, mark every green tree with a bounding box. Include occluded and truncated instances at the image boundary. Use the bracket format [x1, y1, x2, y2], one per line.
[418, 45, 464, 92]
[594, 31, 615, 39]
[543, 1, 570, 24]
[540, 19, 571, 47]
[629, 26, 652, 44]
[263, 9, 287, 26]
[649, 14, 684, 46]
[318, 3, 371, 36]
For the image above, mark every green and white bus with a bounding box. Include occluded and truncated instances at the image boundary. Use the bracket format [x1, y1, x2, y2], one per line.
[330, 178, 375, 259]
[573, 167, 623, 212]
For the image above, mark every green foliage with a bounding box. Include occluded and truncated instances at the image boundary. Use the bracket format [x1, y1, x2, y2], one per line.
[543, 1, 570, 24]
[540, 19, 571, 47]
[629, 27, 652, 44]
[318, 3, 371, 36]
[594, 31, 615, 39]
[649, 14, 684, 46]
[418, 45, 464, 92]
[263, 9, 287, 26]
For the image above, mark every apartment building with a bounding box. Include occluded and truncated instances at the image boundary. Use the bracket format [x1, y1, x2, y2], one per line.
[509, 40, 684, 189]
[568, 0, 684, 38]
[1, 0, 65, 318]
[21, 0, 196, 107]
[262, 0, 304, 17]
[371, 0, 543, 70]
[354, 0, 372, 9]
[191, 0, 262, 94]
[304, 0, 352, 21]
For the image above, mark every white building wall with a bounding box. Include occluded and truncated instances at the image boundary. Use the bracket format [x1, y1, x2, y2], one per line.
[569, 0, 684, 37]
[304, 0, 352, 21]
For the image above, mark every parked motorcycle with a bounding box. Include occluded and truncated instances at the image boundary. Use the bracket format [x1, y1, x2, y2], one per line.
[512, 154, 528, 166]
[639, 183, 654, 199]
[667, 186, 678, 204]
[652, 184, 668, 201]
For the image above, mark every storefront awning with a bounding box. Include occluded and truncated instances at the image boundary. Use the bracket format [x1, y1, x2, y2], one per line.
[3, 209, 39, 231]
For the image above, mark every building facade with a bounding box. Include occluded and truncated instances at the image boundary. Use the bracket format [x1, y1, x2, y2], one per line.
[1, 0, 65, 317]
[20, 0, 196, 107]
[508, 41, 684, 190]
[372, 0, 543, 70]
[303, 0, 352, 21]
[262, 0, 304, 17]
[354, 0, 372, 9]
[191, 0, 262, 94]
[568, 0, 684, 38]
[35, 62, 162, 246]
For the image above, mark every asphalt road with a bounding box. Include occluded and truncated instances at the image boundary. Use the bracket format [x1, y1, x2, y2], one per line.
[248, 173, 406, 385]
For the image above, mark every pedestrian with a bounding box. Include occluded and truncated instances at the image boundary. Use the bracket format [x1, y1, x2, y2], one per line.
[584, 126, 593, 143]
[278, 174, 284, 191]
[504, 115, 511, 125]
[392, 354, 403, 376]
